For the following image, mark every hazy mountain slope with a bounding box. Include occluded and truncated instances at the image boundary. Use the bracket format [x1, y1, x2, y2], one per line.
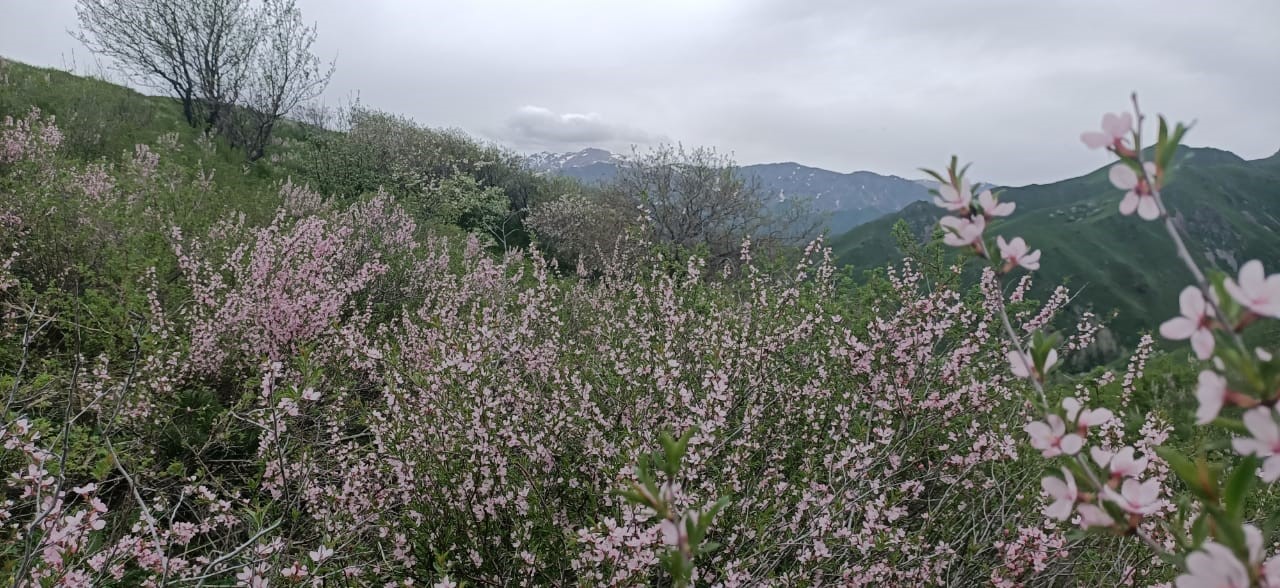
[744, 162, 930, 234]
[831, 147, 1280, 340]
[529, 149, 930, 234]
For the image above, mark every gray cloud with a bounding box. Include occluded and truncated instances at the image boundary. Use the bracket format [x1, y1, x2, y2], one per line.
[1, 0, 1277, 184]
[498, 105, 659, 152]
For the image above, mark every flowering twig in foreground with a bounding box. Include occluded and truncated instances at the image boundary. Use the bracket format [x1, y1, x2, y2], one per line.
[924, 156, 1172, 559]
[617, 428, 729, 588]
[931, 96, 1280, 585]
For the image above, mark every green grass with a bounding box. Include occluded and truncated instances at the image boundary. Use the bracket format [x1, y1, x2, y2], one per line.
[0, 57, 322, 195]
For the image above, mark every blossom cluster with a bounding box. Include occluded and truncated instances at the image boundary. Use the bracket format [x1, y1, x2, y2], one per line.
[0, 107, 63, 167]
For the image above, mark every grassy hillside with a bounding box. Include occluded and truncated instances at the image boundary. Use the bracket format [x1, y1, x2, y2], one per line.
[0, 57, 316, 194]
[832, 147, 1280, 344]
[0, 57, 558, 246]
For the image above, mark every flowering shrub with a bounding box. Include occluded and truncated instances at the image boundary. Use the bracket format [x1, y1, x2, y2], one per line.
[4, 137, 1112, 584]
[0, 210, 21, 294]
[171, 208, 388, 375]
[2, 88, 1275, 587]
[0, 107, 62, 168]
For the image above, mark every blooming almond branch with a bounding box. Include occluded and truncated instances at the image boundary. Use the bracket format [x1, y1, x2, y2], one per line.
[936, 96, 1280, 586]
[925, 155, 1173, 560]
[922, 92, 1277, 578]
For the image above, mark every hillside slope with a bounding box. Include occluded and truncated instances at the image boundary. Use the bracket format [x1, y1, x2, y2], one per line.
[0, 57, 309, 194]
[832, 147, 1280, 340]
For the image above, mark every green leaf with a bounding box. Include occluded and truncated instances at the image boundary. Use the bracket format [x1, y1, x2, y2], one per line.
[1190, 512, 1209, 547]
[1170, 122, 1191, 150]
[1223, 455, 1259, 524]
[1156, 446, 1215, 501]
[655, 427, 698, 477]
[1210, 509, 1247, 553]
[919, 168, 948, 185]
[91, 451, 115, 481]
[1157, 116, 1169, 152]
[704, 496, 730, 523]
[1159, 120, 1192, 172]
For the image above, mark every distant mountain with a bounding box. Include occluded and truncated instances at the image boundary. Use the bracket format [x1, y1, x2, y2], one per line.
[519, 147, 619, 175]
[831, 146, 1280, 343]
[744, 162, 932, 234]
[527, 149, 930, 234]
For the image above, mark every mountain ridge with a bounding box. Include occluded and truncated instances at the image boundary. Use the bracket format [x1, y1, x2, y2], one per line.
[527, 148, 932, 234]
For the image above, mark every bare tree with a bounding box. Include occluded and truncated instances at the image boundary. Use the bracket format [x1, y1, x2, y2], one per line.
[187, 0, 259, 130]
[75, 0, 330, 158]
[292, 102, 335, 131]
[609, 144, 817, 267]
[527, 191, 643, 271]
[228, 0, 333, 161]
[74, 0, 202, 125]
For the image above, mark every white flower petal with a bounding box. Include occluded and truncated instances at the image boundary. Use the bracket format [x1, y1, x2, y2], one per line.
[1137, 196, 1161, 220]
[1159, 317, 1197, 340]
[1109, 164, 1138, 190]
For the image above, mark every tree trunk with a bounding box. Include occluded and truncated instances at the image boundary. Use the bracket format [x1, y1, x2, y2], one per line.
[181, 92, 196, 127]
[246, 118, 275, 162]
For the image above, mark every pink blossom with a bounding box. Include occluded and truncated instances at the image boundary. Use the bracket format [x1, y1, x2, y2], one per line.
[61, 570, 92, 588]
[309, 545, 333, 563]
[1040, 468, 1077, 520]
[1225, 260, 1280, 318]
[933, 181, 973, 211]
[1266, 557, 1280, 588]
[0, 107, 63, 165]
[1231, 407, 1280, 482]
[996, 236, 1040, 271]
[1195, 371, 1228, 425]
[1245, 523, 1264, 557]
[1160, 286, 1216, 359]
[1062, 397, 1113, 429]
[1081, 112, 1133, 151]
[1025, 414, 1083, 458]
[1075, 504, 1114, 529]
[1008, 349, 1056, 380]
[940, 215, 985, 248]
[235, 567, 269, 588]
[1103, 478, 1161, 516]
[301, 388, 321, 402]
[991, 525, 1066, 586]
[1110, 162, 1160, 220]
[978, 190, 1014, 217]
[1090, 446, 1147, 479]
[1008, 351, 1033, 379]
[280, 562, 308, 578]
[659, 519, 681, 547]
[1175, 541, 1250, 588]
[1240, 525, 1280, 588]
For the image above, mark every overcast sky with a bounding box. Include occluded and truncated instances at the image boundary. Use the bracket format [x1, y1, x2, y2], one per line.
[2, 0, 1277, 185]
